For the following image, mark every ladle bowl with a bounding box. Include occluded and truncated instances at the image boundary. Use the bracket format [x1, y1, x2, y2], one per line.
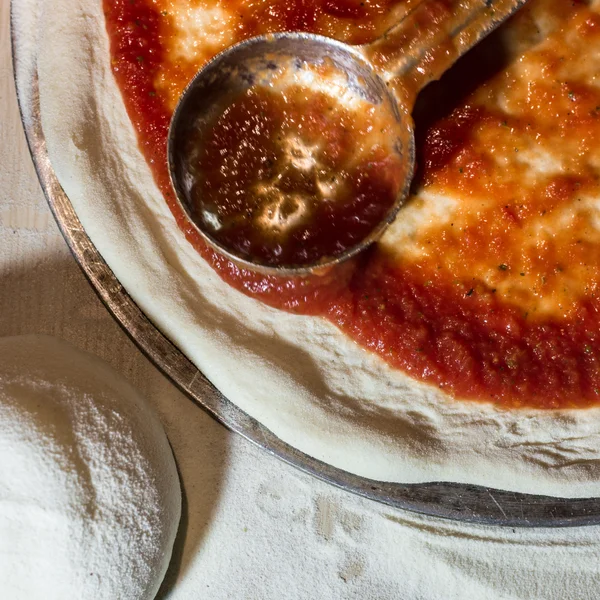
[168, 0, 528, 276]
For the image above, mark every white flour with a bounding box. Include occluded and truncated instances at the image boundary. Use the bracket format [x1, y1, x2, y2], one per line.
[17, 0, 600, 497]
[6, 1, 600, 599]
[164, 435, 600, 600]
[0, 335, 181, 599]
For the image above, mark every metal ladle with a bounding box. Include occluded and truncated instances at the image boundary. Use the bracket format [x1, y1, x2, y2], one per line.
[168, 0, 527, 276]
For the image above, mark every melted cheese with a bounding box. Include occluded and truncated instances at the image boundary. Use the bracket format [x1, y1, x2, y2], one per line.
[153, 0, 408, 109]
[380, 3, 600, 320]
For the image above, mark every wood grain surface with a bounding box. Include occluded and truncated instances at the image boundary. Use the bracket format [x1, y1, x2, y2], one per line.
[5, 2, 600, 598]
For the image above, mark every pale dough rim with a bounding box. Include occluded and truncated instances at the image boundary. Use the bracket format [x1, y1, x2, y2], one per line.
[16, 0, 600, 496]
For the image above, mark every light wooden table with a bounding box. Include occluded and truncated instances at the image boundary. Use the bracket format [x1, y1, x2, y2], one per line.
[3, 3, 600, 599]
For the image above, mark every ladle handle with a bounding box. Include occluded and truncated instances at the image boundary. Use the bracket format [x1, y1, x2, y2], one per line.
[364, 0, 527, 105]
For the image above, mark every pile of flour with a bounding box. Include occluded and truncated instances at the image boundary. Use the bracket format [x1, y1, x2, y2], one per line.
[4, 6, 600, 597]
[0, 335, 181, 599]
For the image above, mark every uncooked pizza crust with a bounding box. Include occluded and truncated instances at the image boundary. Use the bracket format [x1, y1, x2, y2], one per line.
[0, 335, 180, 599]
[14, 0, 600, 496]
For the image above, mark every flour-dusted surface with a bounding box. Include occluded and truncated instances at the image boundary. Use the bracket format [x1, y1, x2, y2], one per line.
[0, 335, 181, 599]
[4, 6, 600, 597]
[15, 0, 600, 496]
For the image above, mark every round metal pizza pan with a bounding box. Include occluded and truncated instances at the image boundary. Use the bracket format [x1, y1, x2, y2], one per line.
[11, 6, 600, 527]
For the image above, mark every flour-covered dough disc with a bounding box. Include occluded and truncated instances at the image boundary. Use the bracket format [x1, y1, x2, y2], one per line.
[0, 335, 181, 600]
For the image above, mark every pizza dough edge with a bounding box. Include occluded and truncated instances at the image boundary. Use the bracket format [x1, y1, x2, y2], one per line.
[20, 0, 600, 496]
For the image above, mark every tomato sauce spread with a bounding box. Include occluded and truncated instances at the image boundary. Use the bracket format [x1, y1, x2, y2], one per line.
[104, 0, 600, 409]
[181, 81, 403, 268]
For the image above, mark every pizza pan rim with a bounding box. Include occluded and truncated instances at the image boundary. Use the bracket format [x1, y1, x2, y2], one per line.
[10, 2, 600, 528]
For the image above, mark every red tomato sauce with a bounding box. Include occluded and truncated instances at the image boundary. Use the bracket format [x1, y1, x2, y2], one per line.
[180, 83, 404, 268]
[104, 0, 600, 408]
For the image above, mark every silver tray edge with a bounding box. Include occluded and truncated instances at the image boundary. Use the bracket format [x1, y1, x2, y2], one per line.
[10, 2, 600, 527]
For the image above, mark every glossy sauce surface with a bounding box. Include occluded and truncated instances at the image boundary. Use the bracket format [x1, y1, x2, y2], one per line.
[182, 82, 404, 267]
[104, 0, 600, 408]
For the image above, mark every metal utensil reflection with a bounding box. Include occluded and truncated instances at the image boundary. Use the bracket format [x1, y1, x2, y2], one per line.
[168, 0, 528, 275]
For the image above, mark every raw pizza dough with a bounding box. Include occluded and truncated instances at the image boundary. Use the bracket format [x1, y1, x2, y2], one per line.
[0, 335, 181, 599]
[13, 0, 600, 496]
